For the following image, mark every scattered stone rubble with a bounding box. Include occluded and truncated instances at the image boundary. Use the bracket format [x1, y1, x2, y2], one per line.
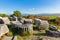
[46, 26, 60, 37]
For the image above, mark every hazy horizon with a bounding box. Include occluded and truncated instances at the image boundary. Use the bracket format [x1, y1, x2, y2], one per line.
[0, 0, 60, 14]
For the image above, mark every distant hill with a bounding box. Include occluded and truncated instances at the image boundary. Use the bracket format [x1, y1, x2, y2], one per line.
[36, 14, 60, 16]
[22, 13, 60, 16]
[22, 13, 29, 16]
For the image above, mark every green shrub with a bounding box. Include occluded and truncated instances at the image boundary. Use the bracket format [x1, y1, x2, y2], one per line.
[21, 31, 33, 36]
[5, 32, 13, 37]
[17, 36, 23, 40]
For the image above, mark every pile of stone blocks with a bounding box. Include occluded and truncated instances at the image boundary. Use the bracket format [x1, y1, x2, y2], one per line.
[11, 17, 33, 34]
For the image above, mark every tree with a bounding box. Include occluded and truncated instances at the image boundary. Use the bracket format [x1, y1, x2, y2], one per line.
[10, 10, 22, 17]
[0, 14, 8, 17]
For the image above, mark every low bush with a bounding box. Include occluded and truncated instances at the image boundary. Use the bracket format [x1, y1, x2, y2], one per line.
[17, 36, 23, 40]
[21, 31, 33, 36]
[5, 32, 13, 37]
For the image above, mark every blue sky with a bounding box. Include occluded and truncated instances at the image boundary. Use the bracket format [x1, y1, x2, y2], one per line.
[0, 0, 60, 14]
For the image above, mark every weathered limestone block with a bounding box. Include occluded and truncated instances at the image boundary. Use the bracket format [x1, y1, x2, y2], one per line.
[0, 24, 9, 38]
[49, 26, 57, 31]
[17, 17, 24, 23]
[46, 30, 60, 37]
[9, 17, 18, 21]
[0, 17, 10, 24]
[11, 21, 22, 28]
[34, 18, 49, 30]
